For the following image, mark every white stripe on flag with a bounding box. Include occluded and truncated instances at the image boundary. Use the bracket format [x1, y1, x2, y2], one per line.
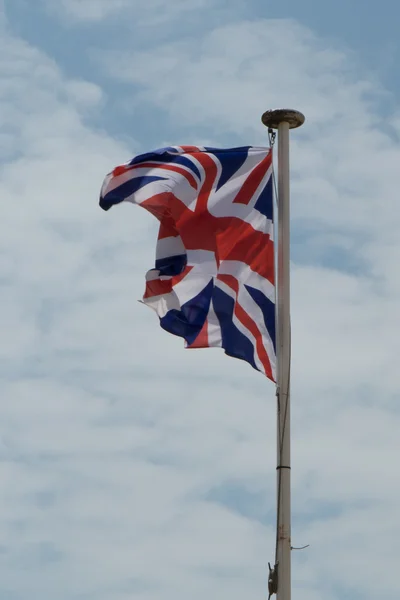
[207, 296, 223, 347]
[156, 236, 186, 260]
[218, 260, 275, 302]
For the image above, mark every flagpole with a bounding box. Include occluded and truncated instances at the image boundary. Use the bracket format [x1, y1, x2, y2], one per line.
[261, 109, 305, 600]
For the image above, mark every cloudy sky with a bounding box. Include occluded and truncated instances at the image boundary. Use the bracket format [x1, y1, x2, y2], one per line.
[2, 0, 400, 598]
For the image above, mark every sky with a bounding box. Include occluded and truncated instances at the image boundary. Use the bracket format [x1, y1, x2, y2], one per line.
[1, 0, 400, 599]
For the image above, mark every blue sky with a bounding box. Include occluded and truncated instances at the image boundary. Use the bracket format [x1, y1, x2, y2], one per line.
[1, 1, 400, 599]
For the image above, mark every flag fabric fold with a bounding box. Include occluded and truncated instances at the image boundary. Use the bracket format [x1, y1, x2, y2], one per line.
[99, 145, 276, 380]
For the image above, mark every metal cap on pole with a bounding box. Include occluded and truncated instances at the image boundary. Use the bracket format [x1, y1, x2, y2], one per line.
[261, 108, 305, 600]
[261, 108, 305, 130]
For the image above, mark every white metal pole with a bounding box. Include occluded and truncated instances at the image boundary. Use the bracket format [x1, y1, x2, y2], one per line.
[261, 109, 305, 600]
[276, 118, 291, 600]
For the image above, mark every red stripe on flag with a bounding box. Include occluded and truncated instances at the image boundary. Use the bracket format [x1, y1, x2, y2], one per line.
[235, 301, 273, 379]
[157, 216, 178, 240]
[141, 193, 188, 224]
[176, 212, 274, 283]
[143, 266, 192, 299]
[216, 274, 239, 294]
[139, 162, 198, 189]
[173, 153, 219, 253]
[141, 192, 170, 220]
[113, 162, 198, 190]
[112, 164, 131, 177]
[144, 278, 173, 299]
[187, 320, 209, 348]
[172, 265, 193, 286]
[233, 152, 272, 205]
[179, 146, 202, 153]
[216, 218, 274, 283]
[192, 153, 218, 214]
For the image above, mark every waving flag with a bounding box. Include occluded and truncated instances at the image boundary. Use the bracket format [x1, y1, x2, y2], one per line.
[99, 145, 276, 380]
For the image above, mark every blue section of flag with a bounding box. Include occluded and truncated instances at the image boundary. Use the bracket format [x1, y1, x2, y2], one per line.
[129, 149, 202, 181]
[208, 148, 249, 191]
[100, 176, 167, 211]
[159, 280, 213, 346]
[254, 176, 273, 220]
[155, 254, 187, 276]
[245, 284, 276, 352]
[163, 155, 202, 180]
[212, 286, 258, 370]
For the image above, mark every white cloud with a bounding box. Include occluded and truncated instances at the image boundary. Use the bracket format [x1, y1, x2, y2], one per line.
[98, 20, 372, 131]
[43, 0, 136, 22]
[42, 0, 216, 23]
[2, 5, 400, 600]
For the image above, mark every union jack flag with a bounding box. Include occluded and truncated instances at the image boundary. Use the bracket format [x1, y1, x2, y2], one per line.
[99, 145, 276, 381]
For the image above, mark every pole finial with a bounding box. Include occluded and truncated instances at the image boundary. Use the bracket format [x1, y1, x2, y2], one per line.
[261, 109, 305, 130]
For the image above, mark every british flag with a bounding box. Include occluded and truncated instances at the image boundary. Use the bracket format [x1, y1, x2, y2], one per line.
[99, 145, 276, 381]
